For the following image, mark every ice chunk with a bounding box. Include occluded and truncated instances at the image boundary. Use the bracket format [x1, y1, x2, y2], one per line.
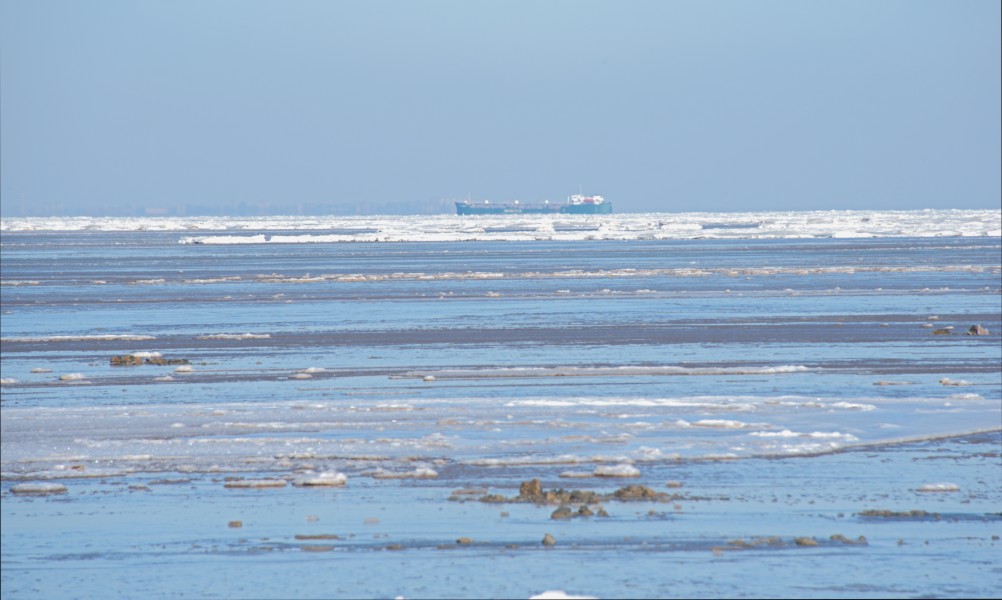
[292, 472, 348, 487]
[692, 419, 747, 429]
[830, 402, 876, 411]
[916, 482, 960, 492]
[11, 482, 68, 495]
[196, 333, 271, 340]
[371, 467, 438, 479]
[594, 464, 640, 477]
[529, 591, 598, 600]
[224, 479, 288, 489]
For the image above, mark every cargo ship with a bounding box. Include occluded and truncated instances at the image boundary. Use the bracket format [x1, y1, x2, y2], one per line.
[455, 195, 612, 215]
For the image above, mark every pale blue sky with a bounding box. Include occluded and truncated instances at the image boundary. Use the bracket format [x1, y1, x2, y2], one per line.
[2, 0, 999, 215]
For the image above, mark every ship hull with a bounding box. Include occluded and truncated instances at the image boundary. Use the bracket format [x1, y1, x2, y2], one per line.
[456, 202, 612, 215]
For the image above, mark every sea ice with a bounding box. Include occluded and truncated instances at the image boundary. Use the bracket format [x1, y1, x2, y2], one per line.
[371, 467, 438, 479]
[916, 483, 960, 492]
[594, 464, 641, 477]
[196, 333, 271, 339]
[223, 479, 288, 489]
[948, 393, 984, 400]
[692, 419, 747, 429]
[10, 482, 68, 495]
[529, 591, 598, 600]
[292, 472, 348, 487]
[830, 402, 877, 411]
[3, 208, 998, 241]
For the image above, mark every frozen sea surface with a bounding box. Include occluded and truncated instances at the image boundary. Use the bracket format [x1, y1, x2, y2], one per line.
[1, 208, 999, 240]
[1, 214, 1000, 598]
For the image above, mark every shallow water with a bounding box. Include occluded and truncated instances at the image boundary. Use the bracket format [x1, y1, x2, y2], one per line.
[2, 217, 1000, 598]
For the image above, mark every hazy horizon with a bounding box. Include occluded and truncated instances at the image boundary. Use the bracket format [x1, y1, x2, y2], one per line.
[2, 0, 1000, 217]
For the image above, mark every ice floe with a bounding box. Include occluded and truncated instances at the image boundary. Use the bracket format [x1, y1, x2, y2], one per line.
[691, 419, 750, 429]
[223, 479, 288, 489]
[292, 472, 348, 487]
[915, 482, 960, 492]
[830, 402, 877, 411]
[10, 482, 68, 495]
[529, 591, 598, 600]
[939, 378, 971, 386]
[370, 467, 438, 479]
[196, 333, 271, 340]
[594, 464, 641, 477]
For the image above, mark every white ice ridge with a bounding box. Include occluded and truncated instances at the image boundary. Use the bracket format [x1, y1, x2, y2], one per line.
[2, 209, 999, 240]
[399, 365, 811, 380]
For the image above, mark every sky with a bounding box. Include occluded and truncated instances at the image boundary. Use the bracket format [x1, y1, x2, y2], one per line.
[1, 0, 1000, 216]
